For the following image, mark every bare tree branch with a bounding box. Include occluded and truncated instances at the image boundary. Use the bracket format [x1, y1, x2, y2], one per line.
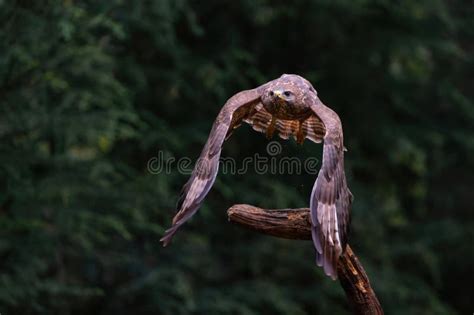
[228, 204, 384, 315]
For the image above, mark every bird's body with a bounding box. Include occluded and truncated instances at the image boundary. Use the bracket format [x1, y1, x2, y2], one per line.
[160, 74, 353, 280]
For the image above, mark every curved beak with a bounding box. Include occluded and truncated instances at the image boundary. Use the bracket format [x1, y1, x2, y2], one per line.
[273, 90, 285, 100]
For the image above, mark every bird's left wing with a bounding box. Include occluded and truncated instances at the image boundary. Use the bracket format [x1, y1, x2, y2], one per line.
[309, 99, 353, 280]
[160, 88, 262, 246]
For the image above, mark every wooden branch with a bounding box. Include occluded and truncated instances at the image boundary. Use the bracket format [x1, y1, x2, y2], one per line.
[228, 204, 383, 315]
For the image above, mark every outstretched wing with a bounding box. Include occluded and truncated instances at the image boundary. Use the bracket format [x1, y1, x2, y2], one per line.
[309, 99, 352, 280]
[160, 88, 262, 246]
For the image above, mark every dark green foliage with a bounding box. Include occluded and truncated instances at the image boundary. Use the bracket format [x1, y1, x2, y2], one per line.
[0, 0, 472, 314]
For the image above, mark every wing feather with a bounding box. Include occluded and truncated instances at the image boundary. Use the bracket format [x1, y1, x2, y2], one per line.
[244, 104, 325, 144]
[160, 88, 262, 246]
[309, 99, 352, 280]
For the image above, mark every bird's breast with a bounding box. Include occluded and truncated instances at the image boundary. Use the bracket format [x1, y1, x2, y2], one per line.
[263, 102, 312, 120]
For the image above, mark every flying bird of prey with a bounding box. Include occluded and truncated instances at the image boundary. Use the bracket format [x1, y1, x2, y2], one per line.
[160, 74, 353, 280]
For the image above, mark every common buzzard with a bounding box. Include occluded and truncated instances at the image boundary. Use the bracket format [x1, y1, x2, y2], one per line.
[160, 74, 353, 280]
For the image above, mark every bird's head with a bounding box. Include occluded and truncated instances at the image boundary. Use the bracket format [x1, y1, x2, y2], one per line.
[267, 88, 296, 106]
[261, 74, 316, 120]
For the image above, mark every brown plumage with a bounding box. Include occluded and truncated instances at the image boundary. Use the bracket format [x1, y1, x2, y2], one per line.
[160, 74, 353, 280]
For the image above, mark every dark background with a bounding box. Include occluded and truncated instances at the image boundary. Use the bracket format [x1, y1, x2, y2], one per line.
[0, 1, 473, 314]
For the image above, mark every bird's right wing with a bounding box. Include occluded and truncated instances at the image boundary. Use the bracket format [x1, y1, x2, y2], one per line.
[160, 88, 262, 246]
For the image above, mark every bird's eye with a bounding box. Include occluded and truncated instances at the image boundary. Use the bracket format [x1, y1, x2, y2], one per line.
[284, 91, 291, 97]
[269, 91, 274, 96]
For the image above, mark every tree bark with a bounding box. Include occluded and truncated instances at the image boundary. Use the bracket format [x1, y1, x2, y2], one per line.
[227, 204, 383, 315]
